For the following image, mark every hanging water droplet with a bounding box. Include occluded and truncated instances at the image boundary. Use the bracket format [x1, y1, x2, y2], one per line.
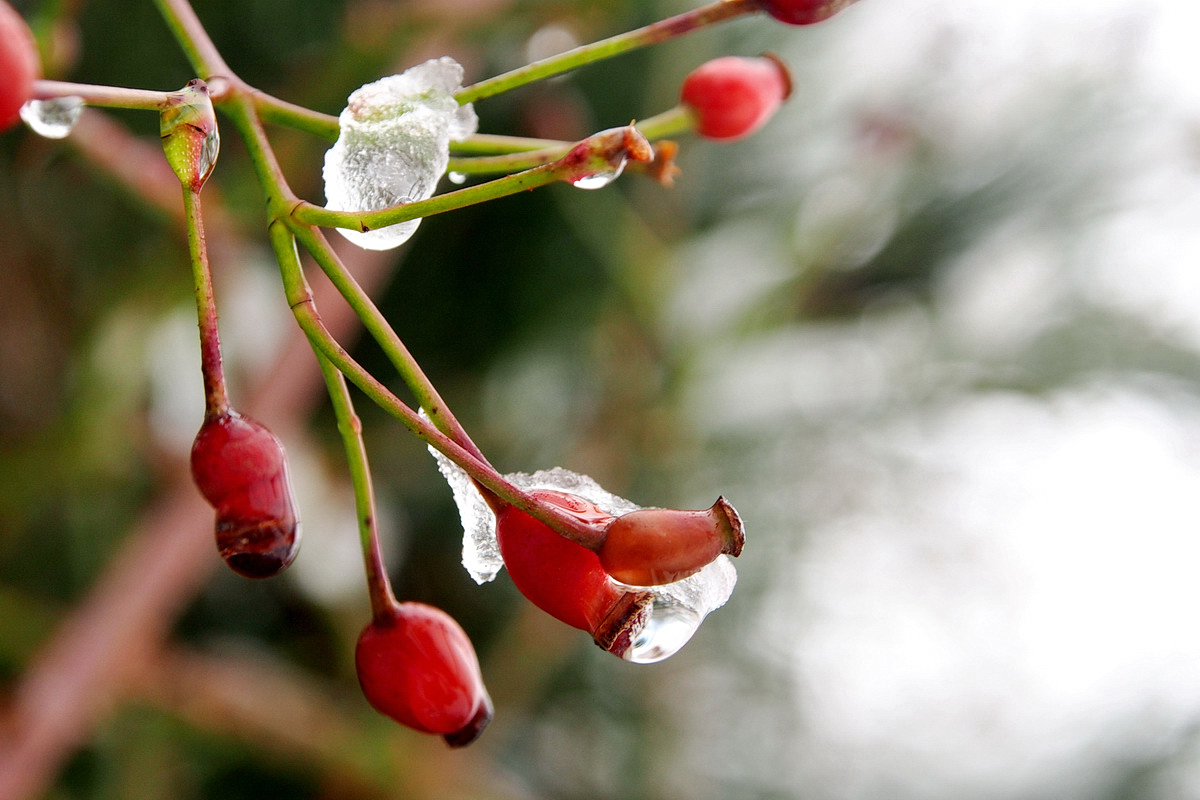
[323, 58, 479, 251]
[20, 96, 84, 139]
[569, 157, 627, 190]
[622, 556, 737, 663]
[448, 171, 467, 185]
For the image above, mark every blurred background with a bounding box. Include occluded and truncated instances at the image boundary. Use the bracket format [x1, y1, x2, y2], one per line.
[3, 0, 1200, 797]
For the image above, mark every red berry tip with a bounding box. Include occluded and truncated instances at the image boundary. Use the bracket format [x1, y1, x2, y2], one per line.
[756, 0, 859, 26]
[680, 55, 792, 142]
[0, 1, 42, 131]
[597, 496, 745, 587]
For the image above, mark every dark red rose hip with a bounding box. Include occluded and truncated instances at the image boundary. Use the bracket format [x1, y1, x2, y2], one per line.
[190, 411, 300, 578]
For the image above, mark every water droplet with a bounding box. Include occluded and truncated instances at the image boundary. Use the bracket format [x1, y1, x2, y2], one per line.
[323, 58, 479, 251]
[448, 171, 467, 185]
[622, 556, 737, 663]
[20, 96, 84, 139]
[570, 158, 627, 190]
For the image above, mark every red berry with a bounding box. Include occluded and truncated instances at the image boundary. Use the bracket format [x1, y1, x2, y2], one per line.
[355, 602, 493, 747]
[190, 411, 300, 578]
[494, 490, 654, 657]
[495, 491, 624, 633]
[757, 0, 858, 25]
[597, 497, 745, 587]
[0, 0, 40, 131]
[679, 55, 792, 142]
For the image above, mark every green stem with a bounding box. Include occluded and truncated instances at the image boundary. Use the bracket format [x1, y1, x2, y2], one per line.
[454, 0, 760, 104]
[151, 0, 233, 81]
[252, 92, 341, 141]
[268, 222, 605, 550]
[446, 109, 695, 176]
[316, 352, 397, 619]
[294, 125, 650, 233]
[288, 221, 487, 464]
[449, 133, 567, 156]
[182, 186, 229, 417]
[32, 80, 172, 111]
[632, 105, 696, 142]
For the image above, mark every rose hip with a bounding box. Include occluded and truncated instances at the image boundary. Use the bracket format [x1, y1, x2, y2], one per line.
[597, 497, 745, 587]
[680, 55, 792, 142]
[0, 1, 40, 131]
[757, 0, 859, 25]
[190, 411, 300, 578]
[494, 490, 652, 657]
[355, 601, 493, 747]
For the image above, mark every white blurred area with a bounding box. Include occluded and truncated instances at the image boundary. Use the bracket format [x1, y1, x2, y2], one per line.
[654, 0, 1200, 797]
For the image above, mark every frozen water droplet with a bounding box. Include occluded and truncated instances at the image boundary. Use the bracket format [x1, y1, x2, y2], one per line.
[198, 126, 219, 183]
[20, 96, 84, 139]
[623, 556, 736, 663]
[430, 442, 502, 583]
[448, 171, 467, 185]
[570, 158, 626, 190]
[323, 58, 479, 251]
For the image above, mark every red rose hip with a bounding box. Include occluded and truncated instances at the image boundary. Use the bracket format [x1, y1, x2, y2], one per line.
[356, 601, 493, 747]
[597, 497, 745, 587]
[494, 490, 652, 657]
[0, 0, 40, 131]
[757, 0, 859, 25]
[190, 411, 300, 578]
[680, 55, 792, 142]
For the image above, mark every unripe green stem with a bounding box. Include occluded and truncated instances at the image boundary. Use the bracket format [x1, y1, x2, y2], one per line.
[454, 0, 761, 104]
[287, 221, 487, 465]
[268, 222, 605, 550]
[316, 351, 397, 619]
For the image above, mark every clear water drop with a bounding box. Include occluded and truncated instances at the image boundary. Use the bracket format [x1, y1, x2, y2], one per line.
[570, 158, 627, 190]
[623, 556, 737, 663]
[20, 96, 84, 139]
[448, 171, 467, 185]
[323, 58, 478, 251]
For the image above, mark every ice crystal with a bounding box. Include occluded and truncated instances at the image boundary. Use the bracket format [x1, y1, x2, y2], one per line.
[322, 58, 478, 250]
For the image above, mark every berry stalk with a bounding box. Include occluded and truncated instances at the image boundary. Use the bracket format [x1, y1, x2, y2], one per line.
[292, 125, 652, 232]
[316, 351, 397, 619]
[454, 0, 761, 104]
[288, 222, 487, 464]
[269, 222, 608, 551]
[181, 186, 229, 417]
[32, 80, 173, 111]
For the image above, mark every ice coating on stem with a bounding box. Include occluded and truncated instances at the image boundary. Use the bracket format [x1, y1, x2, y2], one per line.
[323, 58, 478, 250]
[430, 448, 736, 662]
[20, 96, 83, 139]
